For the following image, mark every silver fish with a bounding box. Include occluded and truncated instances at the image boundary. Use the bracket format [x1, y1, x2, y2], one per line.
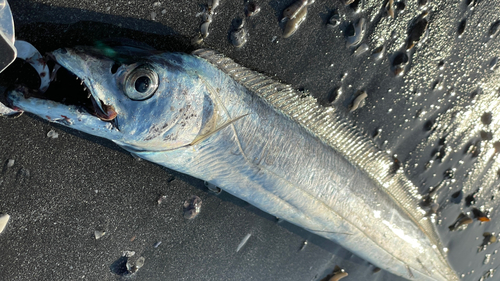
[6, 44, 459, 280]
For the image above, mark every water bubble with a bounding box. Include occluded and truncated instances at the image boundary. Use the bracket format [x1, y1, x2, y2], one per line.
[202, 12, 212, 23]
[346, 18, 366, 47]
[457, 19, 467, 36]
[448, 213, 473, 231]
[204, 181, 221, 194]
[245, 1, 261, 17]
[230, 19, 248, 48]
[372, 45, 385, 60]
[484, 254, 491, 265]
[389, 156, 401, 174]
[483, 232, 497, 244]
[183, 195, 202, 219]
[346, 22, 355, 36]
[372, 128, 382, 138]
[451, 190, 463, 204]
[16, 167, 30, 184]
[395, 1, 405, 12]
[392, 52, 409, 76]
[385, 0, 394, 18]
[444, 169, 454, 179]
[431, 79, 441, 90]
[327, 11, 341, 28]
[480, 130, 493, 141]
[466, 190, 479, 207]
[437, 60, 445, 70]
[353, 43, 369, 56]
[208, 0, 220, 10]
[349, 0, 363, 13]
[489, 20, 500, 38]
[327, 87, 342, 103]
[200, 21, 211, 38]
[470, 89, 479, 100]
[479, 111, 490, 126]
[283, 5, 308, 38]
[467, 140, 481, 157]
[406, 13, 428, 50]
[191, 34, 204, 45]
[494, 142, 500, 154]
[489, 57, 498, 70]
[424, 120, 433, 131]
[490, 235, 497, 243]
[329, 266, 349, 280]
[393, 52, 409, 66]
[300, 240, 308, 251]
[283, 0, 308, 20]
[432, 139, 447, 161]
[465, 0, 479, 8]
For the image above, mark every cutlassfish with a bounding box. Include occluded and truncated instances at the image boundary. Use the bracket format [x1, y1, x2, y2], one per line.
[6, 43, 459, 280]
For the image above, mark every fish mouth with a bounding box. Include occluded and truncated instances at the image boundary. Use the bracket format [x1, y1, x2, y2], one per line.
[10, 53, 117, 122]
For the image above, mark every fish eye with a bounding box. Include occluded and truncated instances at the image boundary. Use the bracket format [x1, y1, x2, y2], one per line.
[135, 76, 151, 93]
[124, 65, 158, 100]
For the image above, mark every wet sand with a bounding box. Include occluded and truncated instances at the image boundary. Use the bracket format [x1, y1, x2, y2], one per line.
[1, 0, 500, 280]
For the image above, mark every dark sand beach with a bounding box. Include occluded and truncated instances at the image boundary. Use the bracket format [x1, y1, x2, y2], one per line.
[1, 0, 499, 280]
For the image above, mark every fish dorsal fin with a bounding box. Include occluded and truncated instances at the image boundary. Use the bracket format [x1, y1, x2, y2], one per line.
[192, 49, 447, 260]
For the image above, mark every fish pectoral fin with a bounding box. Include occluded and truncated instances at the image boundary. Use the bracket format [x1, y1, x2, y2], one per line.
[190, 113, 250, 146]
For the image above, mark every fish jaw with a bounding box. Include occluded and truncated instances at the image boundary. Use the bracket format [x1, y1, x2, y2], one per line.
[8, 89, 123, 140]
[49, 47, 122, 122]
[5, 47, 123, 141]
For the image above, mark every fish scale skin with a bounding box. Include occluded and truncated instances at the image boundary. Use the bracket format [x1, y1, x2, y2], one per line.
[8, 49, 458, 280]
[129, 54, 456, 280]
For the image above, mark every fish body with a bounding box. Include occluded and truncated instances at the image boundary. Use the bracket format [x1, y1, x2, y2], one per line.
[7, 45, 458, 280]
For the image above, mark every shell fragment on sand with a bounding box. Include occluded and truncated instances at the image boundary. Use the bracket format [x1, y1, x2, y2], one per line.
[94, 230, 106, 239]
[0, 213, 11, 234]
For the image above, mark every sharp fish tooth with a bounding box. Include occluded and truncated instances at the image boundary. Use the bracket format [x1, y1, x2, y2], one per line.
[50, 64, 61, 82]
[87, 92, 91, 99]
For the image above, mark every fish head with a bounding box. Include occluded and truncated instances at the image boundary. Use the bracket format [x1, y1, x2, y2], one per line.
[7, 44, 218, 152]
